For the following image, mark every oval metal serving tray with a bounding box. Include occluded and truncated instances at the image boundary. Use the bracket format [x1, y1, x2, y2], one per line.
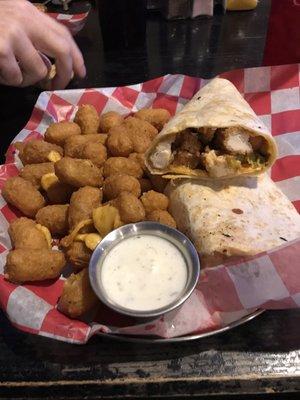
[98, 309, 264, 343]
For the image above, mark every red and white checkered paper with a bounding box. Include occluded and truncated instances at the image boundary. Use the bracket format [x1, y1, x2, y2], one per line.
[48, 11, 89, 35]
[1, 65, 300, 343]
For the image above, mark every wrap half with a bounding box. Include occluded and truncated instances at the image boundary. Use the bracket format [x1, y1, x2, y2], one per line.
[167, 175, 300, 268]
[146, 78, 277, 179]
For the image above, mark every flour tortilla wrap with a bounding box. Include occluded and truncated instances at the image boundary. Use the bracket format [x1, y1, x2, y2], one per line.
[167, 175, 300, 268]
[146, 78, 277, 179]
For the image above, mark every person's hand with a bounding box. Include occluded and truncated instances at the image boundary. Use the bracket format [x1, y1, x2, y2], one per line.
[0, 0, 86, 89]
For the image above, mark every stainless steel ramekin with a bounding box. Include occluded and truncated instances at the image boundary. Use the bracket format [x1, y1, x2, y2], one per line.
[89, 221, 200, 318]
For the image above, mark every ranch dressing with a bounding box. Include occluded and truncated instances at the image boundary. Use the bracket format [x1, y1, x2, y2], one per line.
[99, 235, 187, 311]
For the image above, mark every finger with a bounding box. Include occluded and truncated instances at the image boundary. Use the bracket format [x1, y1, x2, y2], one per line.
[28, 15, 84, 87]
[69, 40, 86, 78]
[51, 47, 73, 90]
[30, 23, 73, 88]
[34, 35, 74, 89]
[0, 50, 23, 86]
[44, 20, 86, 78]
[14, 36, 48, 86]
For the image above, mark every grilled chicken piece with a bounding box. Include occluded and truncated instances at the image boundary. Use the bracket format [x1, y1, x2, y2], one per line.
[198, 127, 217, 144]
[173, 150, 199, 169]
[201, 150, 237, 178]
[176, 130, 202, 154]
[172, 130, 202, 168]
[216, 128, 253, 155]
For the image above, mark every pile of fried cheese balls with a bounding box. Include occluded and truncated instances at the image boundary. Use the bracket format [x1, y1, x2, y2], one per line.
[2, 105, 177, 318]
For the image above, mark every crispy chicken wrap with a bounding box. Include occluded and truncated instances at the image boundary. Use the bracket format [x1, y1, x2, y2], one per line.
[146, 78, 277, 179]
[167, 175, 300, 268]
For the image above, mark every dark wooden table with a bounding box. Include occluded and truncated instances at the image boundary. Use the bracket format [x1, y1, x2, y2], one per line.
[1, 1, 300, 398]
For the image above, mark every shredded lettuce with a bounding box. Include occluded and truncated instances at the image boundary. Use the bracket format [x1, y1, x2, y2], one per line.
[235, 153, 266, 169]
[226, 156, 242, 170]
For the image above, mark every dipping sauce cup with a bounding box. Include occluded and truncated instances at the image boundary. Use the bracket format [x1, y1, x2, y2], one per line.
[89, 221, 200, 318]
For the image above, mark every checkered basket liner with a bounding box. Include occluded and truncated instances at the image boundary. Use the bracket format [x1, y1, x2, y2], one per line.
[48, 11, 89, 35]
[1, 64, 300, 343]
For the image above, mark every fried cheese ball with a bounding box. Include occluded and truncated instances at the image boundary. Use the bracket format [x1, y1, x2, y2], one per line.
[115, 191, 145, 223]
[79, 141, 107, 168]
[106, 124, 134, 157]
[5, 249, 66, 284]
[74, 105, 100, 134]
[2, 176, 45, 217]
[107, 117, 158, 156]
[17, 140, 63, 165]
[40, 172, 74, 204]
[149, 174, 168, 193]
[64, 134, 107, 157]
[19, 162, 54, 189]
[103, 157, 143, 178]
[138, 178, 153, 193]
[128, 152, 146, 172]
[140, 190, 169, 214]
[46, 180, 74, 204]
[135, 108, 171, 131]
[99, 111, 124, 133]
[45, 121, 81, 146]
[36, 205, 69, 236]
[147, 210, 176, 228]
[55, 157, 103, 188]
[124, 117, 158, 154]
[65, 241, 92, 271]
[68, 186, 102, 231]
[103, 174, 141, 200]
[58, 268, 99, 318]
[8, 217, 49, 249]
[125, 116, 158, 141]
